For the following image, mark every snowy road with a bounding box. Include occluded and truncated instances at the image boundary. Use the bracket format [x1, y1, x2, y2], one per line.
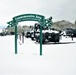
[0, 35, 76, 75]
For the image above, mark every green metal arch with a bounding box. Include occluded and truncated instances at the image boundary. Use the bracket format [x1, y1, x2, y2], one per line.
[13, 14, 45, 18]
[12, 13, 45, 55]
[7, 14, 53, 56]
[13, 13, 45, 23]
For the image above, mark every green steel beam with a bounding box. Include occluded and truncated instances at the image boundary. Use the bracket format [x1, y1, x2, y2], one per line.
[8, 14, 53, 55]
[15, 25, 17, 54]
[40, 25, 42, 55]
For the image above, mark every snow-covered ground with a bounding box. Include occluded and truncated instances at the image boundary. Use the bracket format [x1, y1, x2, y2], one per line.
[0, 35, 76, 75]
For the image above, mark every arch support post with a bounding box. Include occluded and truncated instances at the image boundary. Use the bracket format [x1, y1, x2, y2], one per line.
[13, 18, 18, 54]
[40, 25, 42, 55]
[15, 25, 17, 54]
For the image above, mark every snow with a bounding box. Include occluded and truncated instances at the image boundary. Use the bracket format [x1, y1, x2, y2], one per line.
[0, 35, 76, 75]
[0, 29, 2, 33]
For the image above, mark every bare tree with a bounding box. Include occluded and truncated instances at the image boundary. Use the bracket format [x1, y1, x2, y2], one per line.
[75, 20, 76, 29]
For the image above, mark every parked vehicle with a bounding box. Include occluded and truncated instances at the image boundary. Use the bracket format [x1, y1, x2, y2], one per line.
[25, 29, 31, 38]
[31, 23, 60, 44]
[72, 29, 76, 37]
[61, 28, 76, 37]
[61, 28, 73, 36]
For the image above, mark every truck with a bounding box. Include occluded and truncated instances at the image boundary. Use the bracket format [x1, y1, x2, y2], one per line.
[30, 19, 60, 44]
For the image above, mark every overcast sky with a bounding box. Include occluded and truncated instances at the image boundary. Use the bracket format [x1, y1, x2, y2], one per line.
[0, 0, 76, 27]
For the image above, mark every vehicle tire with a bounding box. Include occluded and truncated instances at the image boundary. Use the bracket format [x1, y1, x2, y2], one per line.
[36, 39, 39, 42]
[42, 40, 45, 44]
[31, 37, 34, 40]
[26, 36, 28, 38]
[55, 34, 60, 42]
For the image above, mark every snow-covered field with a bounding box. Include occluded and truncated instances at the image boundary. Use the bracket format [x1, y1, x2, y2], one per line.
[0, 35, 76, 75]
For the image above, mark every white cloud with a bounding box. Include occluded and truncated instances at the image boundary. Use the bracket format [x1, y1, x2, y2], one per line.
[0, 0, 46, 26]
[0, 0, 76, 26]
